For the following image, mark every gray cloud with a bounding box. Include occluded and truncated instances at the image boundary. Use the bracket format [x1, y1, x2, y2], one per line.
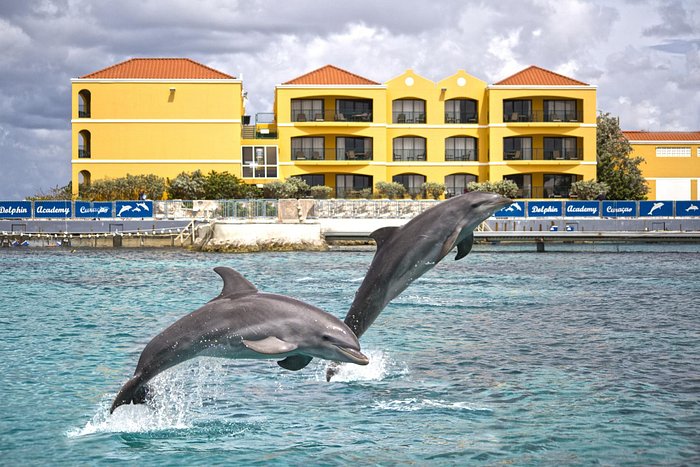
[0, 0, 698, 199]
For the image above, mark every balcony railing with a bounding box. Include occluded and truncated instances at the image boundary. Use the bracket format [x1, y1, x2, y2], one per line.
[504, 110, 582, 123]
[444, 111, 478, 124]
[78, 149, 90, 158]
[393, 149, 426, 161]
[292, 110, 372, 123]
[445, 149, 477, 161]
[78, 110, 90, 118]
[503, 148, 582, 161]
[514, 186, 571, 199]
[393, 112, 426, 124]
[292, 148, 373, 161]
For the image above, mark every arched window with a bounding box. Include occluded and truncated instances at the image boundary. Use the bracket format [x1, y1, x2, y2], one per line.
[78, 130, 91, 158]
[392, 99, 426, 123]
[393, 137, 426, 161]
[445, 173, 477, 197]
[393, 173, 426, 197]
[78, 90, 91, 118]
[445, 99, 477, 123]
[78, 170, 91, 197]
[445, 136, 477, 161]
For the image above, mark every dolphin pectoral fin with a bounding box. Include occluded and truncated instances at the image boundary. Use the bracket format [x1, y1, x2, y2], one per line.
[455, 233, 474, 260]
[242, 336, 298, 355]
[277, 355, 313, 371]
[212, 267, 258, 300]
[370, 226, 399, 250]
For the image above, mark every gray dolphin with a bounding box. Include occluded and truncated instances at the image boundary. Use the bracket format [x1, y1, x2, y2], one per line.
[111, 267, 368, 413]
[326, 191, 511, 381]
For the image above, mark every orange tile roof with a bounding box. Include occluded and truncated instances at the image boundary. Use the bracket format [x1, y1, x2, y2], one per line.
[623, 131, 700, 141]
[283, 65, 380, 85]
[80, 58, 235, 79]
[494, 65, 588, 86]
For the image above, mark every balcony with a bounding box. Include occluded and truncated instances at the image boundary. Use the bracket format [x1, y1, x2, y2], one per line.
[393, 149, 426, 161]
[392, 111, 426, 124]
[292, 148, 373, 161]
[445, 149, 477, 161]
[503, 148, 582, 161]
[504, 110, 582, 123]
[291, 109, 372, 123]
[444, 111, 478, 124]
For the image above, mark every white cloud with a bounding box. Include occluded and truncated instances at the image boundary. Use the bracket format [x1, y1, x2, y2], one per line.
[0, 0, 698, 198]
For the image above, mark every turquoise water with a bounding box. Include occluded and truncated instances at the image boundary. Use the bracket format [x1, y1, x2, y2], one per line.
[1, 248, 698, 465]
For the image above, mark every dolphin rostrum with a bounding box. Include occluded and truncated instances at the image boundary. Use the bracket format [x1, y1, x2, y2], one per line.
[326, 191, 511, 381]
[111, 267, 368, 413]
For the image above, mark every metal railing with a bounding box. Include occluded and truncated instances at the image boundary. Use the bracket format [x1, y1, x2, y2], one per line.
[445, 149, 477, 161]
[393, 149, 427, 161]
[291, 148, 373, 161]
[392, 111, 426, 124]
[503, 110, 582, 123]
[78, 149, 90, 158]
[311, 199, 439, 219]
[444, 111, 478, 123]
[291, 109, 372, 123]
[503, 148, 582, 161]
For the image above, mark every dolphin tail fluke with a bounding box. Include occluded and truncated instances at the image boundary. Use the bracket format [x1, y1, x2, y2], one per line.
[110, 374, 147, 414]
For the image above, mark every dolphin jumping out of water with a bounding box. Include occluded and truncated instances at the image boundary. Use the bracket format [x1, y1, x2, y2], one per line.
[326, 192, 511, 381]
[111, 267, 368, 413]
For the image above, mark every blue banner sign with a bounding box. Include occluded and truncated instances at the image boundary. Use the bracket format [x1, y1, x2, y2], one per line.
[565, 201, 600, 217]
[675, 201, 700, 217]
[494, 201, 526, 217]
[528, 201, 563, 217]
[639, 201, 673, 217]
[34, 201, 72, 218]
[75, 201, 113, 218]
[602, 201, 637, 217]
[0, 201, 31, 219]
[115, 200, 153, 218]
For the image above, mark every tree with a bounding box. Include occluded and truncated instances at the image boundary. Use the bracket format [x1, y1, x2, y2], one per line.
[27, 182, 73, 200]
[569, 180, 609, 200]
[81, 174, 167, 200]
[596, 112, 648, 200]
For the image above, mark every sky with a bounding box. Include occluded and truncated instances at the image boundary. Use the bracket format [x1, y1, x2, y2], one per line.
[0, 0, 698, 199]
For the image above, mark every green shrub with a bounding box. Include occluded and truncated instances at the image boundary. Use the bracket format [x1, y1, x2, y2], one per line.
[81, 174, 167, 201]
[167, 170, 206, 199]
[569, 180, 609, 200]
[310, 185, 333, 199]
[421, 182, 446, 200]
[376, 181, 407, 199]
[203, 171, 248, 199]
[466, 180, 519, 198]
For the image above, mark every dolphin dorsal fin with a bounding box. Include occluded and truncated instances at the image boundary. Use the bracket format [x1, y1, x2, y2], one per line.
[370, 226, 399, 250]
[213, 267, 258, 299]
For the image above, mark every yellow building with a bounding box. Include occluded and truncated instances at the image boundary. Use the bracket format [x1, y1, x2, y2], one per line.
[71, 58, 245, 197]
[623, 131, 700, 200]
[72, 60, 598, 199]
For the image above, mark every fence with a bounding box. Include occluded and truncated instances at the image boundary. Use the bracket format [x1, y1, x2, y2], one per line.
[1, 199, 699, 221]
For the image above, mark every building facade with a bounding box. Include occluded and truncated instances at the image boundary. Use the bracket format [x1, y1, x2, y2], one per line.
[623, 131, 700, 200]
[71, 59, 598, 199]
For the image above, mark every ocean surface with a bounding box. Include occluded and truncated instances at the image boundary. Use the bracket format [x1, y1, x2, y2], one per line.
[1, 247, 698, 465]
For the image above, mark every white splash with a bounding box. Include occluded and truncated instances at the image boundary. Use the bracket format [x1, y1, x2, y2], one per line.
[67, 359, 226, 437]
[372, 398, 493, 413]
[320, 349, 407, 382]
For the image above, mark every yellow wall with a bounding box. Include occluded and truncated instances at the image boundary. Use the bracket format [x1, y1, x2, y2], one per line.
[630, 142, 700, 200]
[71, 79, 243, 196]
[72, 67, 601, 199]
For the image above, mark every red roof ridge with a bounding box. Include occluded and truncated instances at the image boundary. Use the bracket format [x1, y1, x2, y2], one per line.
[283, 64, 380, 85]
[622, 130, 700, 141]
[80, 58, 235, 79]
[494, 65, 588, 86]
